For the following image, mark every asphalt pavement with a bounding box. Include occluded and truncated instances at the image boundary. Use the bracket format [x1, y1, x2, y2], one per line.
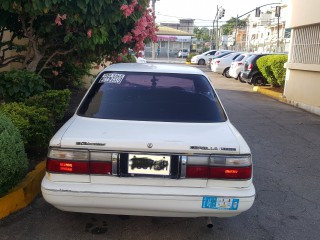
[0, 66, 319, 240]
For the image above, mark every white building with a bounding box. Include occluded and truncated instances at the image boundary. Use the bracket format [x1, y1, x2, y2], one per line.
[284, 0, 320, 116]
[246, 12, 272, 53]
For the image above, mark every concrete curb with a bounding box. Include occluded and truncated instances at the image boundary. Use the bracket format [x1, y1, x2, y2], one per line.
[253, 86, 286, 103]
[0, 160, 46, 220]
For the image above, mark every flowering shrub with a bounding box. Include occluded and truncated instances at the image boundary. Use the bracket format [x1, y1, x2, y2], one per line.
[121, 6, 158, 54]
[0, 0, 157, 80]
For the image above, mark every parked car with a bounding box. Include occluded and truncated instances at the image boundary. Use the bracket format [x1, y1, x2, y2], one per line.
[191, 50, 218, 65]
[129, 49, 147, 63]
[135, 56, 147, 63]
[210, 52, 244, 77]
[207, 51, 234, 69]
[229, 53, 252, 82]
[42, 63, 255, 218]
[178, 49, 189, 58]
[240, 54, 271, 85]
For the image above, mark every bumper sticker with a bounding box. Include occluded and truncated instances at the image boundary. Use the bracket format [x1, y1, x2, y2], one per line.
[202, 196, 239, 210]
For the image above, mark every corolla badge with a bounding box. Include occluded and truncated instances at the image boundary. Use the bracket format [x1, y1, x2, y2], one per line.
[147, 143, 153, 148]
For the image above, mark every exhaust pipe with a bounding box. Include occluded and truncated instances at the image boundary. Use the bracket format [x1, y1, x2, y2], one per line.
[205, 217, 213, 228]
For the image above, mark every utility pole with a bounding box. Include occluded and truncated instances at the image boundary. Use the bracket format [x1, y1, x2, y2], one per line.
[151, 0, 157, 59]
[215, 6, 225, 50]
[235, 15, 238, 51]
[275, 6, 281, 52]
[216, 5, 219, 50]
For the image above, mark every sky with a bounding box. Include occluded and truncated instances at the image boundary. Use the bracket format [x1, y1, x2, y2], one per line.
[154, 0, 289, 27]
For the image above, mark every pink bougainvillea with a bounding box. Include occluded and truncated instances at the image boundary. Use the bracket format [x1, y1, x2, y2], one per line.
[57, 61, 63, 67]
[122, 33, 133, 43]
[87, 29, 92, 38]
[52, 70, 59, 76]
[55, 14, 67, 26]
[120, 0, 138, 18]
[120, 6, 158, 54]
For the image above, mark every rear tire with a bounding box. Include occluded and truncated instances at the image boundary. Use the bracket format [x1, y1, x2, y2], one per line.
[198, 59, 205, 65]
[223, 67, 231, 78]
[252, 75, 266, 86]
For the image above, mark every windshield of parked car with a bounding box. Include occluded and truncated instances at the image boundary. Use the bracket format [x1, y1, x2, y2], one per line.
[77, 72, 227, 123]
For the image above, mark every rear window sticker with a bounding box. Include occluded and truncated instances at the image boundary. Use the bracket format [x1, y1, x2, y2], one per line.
[202, 196, 239, 210]
[99, 73, 125, 84]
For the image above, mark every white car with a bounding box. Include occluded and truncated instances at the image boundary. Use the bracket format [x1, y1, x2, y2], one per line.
[191, 50, 218, 65]
[135, 56, 147, 63]
[178, 49, 189, 58]
[229, 53, 252, 81]
[41, 63, 255, 218]
[211, 52, 244, 77]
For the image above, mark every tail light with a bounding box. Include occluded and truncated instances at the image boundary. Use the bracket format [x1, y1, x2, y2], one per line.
[248, 64, 254, 71]
[237, 62, 243, 66]
[47, 149, 114, 175]
[186, 155, 252, 180]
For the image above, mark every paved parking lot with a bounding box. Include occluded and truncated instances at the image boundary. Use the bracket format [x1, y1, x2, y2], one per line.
[1, 66, 319, 240]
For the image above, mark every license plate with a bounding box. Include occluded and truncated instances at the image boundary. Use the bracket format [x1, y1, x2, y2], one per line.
[202, 197, 239, 210]
[128, 154, 170, 176]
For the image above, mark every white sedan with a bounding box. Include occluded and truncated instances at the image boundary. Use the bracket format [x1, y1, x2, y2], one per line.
[191, 50, 218, 65]
[211, 52, 244, 77]
[229, 53, 252, 81]
[41, 63, 255, 218]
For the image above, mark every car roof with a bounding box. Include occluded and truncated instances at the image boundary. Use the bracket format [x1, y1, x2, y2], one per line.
[104, 63, 205, 75]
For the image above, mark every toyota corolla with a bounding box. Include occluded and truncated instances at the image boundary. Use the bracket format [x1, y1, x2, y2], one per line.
[41, 63, 255, 218]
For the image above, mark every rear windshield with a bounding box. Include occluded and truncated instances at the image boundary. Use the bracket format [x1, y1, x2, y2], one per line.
[77, 72, 227, 123]
[234, 54, 245, 61]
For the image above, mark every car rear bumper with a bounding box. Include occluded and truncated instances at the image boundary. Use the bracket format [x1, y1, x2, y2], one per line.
[240, 71, 252, 83]
[41, 176, 255, 218]
[229, 68, 239, 79]
[211, 65, 224, 73]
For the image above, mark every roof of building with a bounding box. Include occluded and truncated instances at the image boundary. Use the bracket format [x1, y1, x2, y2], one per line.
[157, 25, 193, 36]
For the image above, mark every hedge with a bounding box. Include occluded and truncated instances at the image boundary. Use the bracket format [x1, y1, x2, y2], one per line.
[186, 53, 197, 62]
[270, 55, 288, 87]
[257, 55, 288, 87]
[25, 89, 71, 123]
[0, 102, 54, 153]
[0, 113, 28, 196]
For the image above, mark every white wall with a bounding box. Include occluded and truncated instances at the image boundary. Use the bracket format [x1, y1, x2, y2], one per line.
[287, 0, 320, 28]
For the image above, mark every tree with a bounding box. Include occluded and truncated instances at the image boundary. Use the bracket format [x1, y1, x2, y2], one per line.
[193, 27, 211, 41]
[221, 17, 247, 35]
[0, 0, 157, 77]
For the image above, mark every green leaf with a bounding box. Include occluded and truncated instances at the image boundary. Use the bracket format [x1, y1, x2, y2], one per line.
[44, 0, 51, 8]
